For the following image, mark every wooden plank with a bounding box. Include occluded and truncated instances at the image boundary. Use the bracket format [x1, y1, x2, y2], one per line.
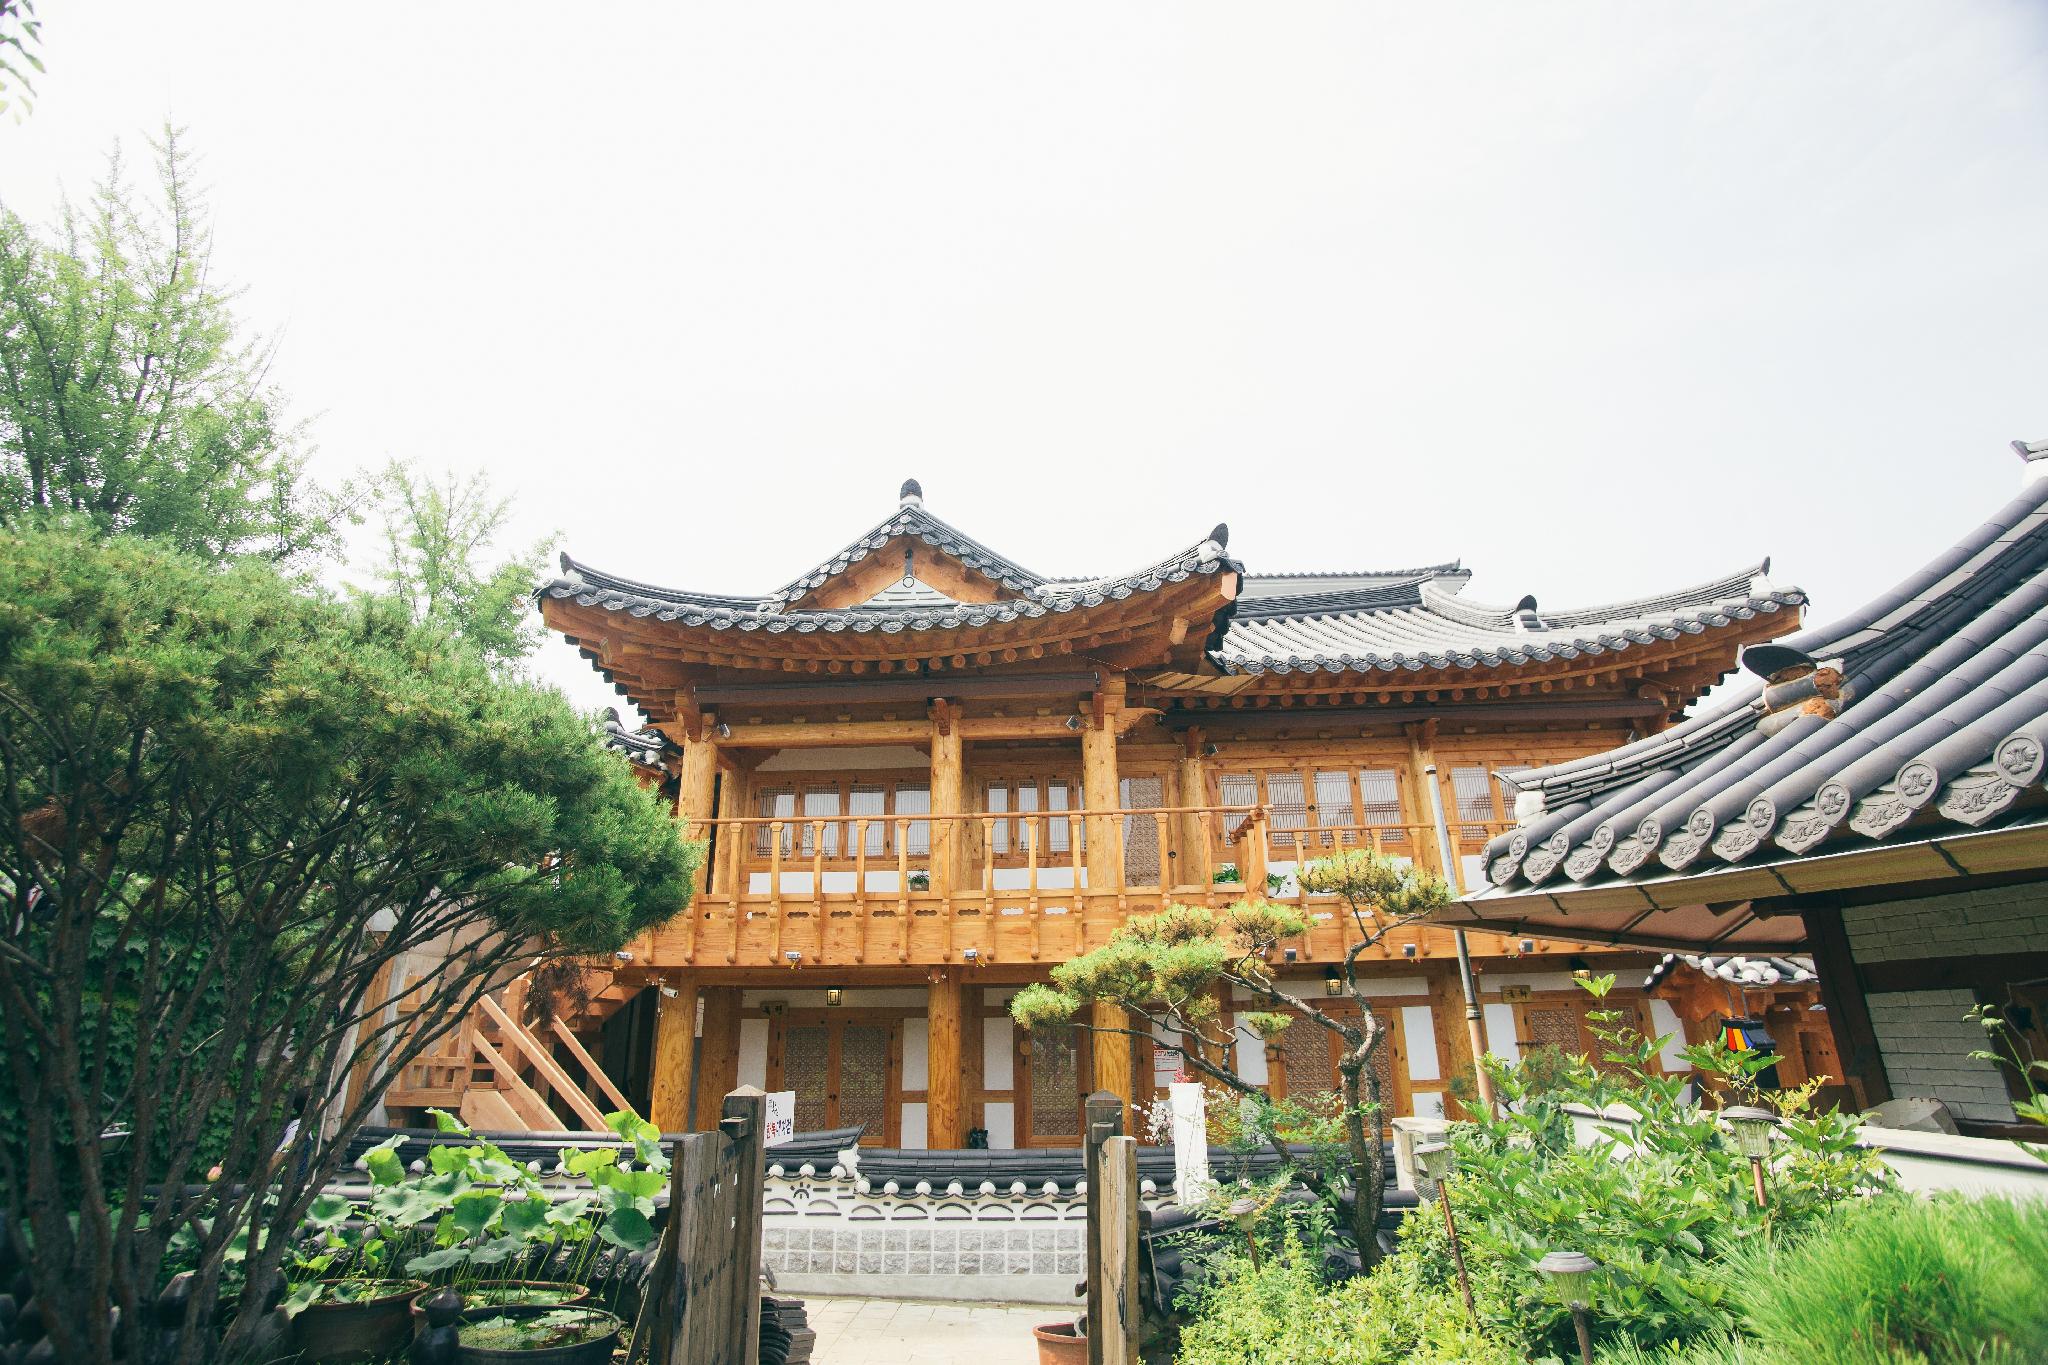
[721, 1087, 767, 1365]
[693, 987, 743, 1133]
[459, 1087, 525, 1131]
[479, 993, 611, 1130]
[550, 1016, 635, 1116]
[471, 1036, 559, 1130]
[1097, 1135, 1141, 1365]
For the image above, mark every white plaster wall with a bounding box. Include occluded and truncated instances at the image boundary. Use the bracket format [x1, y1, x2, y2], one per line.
[899, 1102, 927, 1149]
[1482, 1003, 1521, 1063]
[1865, 989, 2017, 1124]
[1401, 1005, 1440, 1081]
[983, 1018, 1015, 1089]
[983, 1101, 1016, 1149]
[1232, 1019, 1270, 1085]
[1648, 999, 1693, 1071]
[1411, 1091, 1446, 1120]
[738, 1017, 770, 1090]
[902, 1019, 929, 1091]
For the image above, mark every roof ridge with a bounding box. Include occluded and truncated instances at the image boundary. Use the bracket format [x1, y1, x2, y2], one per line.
[1242, 561, 1466, 582]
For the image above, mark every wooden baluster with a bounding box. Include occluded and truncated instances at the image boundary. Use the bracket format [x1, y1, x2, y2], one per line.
[981, 814, 997, 958]
[769, 820, 784, 963]
[895, 817, 912, 961]
[1198, 807, 1216, 895]
[1069, 809, 1086, 930]
[1026, 814, 1042, 960]
[854, 817, 870, 964]
[810, 819, 826, 963]
[1154, 812, 1172, 909]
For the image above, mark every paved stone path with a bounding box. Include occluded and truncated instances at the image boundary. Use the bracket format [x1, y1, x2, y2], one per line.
[804, 1295, 1065, 1365]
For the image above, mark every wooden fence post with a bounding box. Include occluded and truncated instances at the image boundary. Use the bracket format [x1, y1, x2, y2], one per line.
[1083, 1090, 1122, 1365]
[1097, 1136, 1140, 1365]
[721, 1085, 768, 1365]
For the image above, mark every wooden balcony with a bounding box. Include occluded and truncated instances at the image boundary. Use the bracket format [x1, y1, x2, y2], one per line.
[628, 804, 1531, 969]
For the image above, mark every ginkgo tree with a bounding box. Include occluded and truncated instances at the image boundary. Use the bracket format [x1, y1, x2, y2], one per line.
[1009, 849, 1451, 1264]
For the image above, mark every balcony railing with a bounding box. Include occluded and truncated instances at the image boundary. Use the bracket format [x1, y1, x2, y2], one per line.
[627, 804, 1520, 969]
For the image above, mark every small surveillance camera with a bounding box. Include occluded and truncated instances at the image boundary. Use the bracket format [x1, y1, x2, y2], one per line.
[1518, 938, 1535, 954]
[613, 950, 633, 963]
[1282, 947, 1298, 963]
[962, 947, 980, 962]
[1402, 943, 1418, 958]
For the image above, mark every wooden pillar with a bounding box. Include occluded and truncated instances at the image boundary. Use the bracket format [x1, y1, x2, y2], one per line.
[1082, 693, 1135, 1132]
[1177, 730, 1211, 891]
[930, 702, 963, 895]
[929, 975, 965, 1149]
[1403, 721, 1445, 878]
[1425, 967, 1477, 1118]
[691, 986, 742, 1131]
[711, 756, 748, 897]
[649, 973, 698, 1133]
[676, 720, 720, 899]
[1803, 905, 1891, 1108]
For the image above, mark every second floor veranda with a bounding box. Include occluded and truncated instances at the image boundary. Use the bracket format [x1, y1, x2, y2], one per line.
[631, 800, 1528, 969]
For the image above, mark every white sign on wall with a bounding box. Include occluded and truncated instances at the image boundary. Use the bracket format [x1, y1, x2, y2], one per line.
[764, 1090, 796, 1147]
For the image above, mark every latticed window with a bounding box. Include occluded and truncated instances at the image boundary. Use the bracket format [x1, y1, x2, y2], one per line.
[848, 785, 887, 855]
[800, 785, 842, 856]
[894, 784, 931, 856]
[1358, 767, 1409, 849]
[754, 789, 797, 856]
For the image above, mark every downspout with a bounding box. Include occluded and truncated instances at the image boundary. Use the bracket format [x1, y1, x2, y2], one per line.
[1424, 763, 1498, 1117]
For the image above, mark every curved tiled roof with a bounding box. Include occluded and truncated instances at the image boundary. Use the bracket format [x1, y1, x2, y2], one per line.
[1478, 473, 2048, 895]
[544, 535, 1233, 636]
[1214, 561, 1802, 677]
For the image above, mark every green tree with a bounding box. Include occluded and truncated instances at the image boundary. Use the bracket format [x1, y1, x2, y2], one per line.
[354, 460, 553, 670]
[0, 131, 339, 564]
[1010, 849, 1451, 1265]
[0, 525, 697, 1364]
[0, 0, 39, 119]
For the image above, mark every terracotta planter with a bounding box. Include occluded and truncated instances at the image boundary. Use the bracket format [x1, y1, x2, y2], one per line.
[451, 1304, 623, 1365]
[290, 1279, 428, 1365]
[1034, 1321, 1089, 1365]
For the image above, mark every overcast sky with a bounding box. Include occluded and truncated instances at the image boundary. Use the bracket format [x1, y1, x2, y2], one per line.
[7, 3, 2046, 718]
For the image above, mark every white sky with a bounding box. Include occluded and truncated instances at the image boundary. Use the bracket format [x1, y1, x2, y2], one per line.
[7, 3, 2047, 720]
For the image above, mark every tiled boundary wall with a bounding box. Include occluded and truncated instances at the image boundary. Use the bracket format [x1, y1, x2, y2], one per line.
[758, 1146, 1171, 1305]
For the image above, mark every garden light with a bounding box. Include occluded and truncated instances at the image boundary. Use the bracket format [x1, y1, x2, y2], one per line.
[1415, 1142, 1474, 1321]
[1537, 1250, 1600, 1365]
[1721, 1105, 1777, 1207]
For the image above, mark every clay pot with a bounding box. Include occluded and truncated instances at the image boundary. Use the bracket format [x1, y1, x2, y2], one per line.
[1033, 1320, 1089, 1365]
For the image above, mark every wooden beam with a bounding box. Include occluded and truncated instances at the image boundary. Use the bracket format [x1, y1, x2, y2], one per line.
[691, 986, 742, 1131]
[692, 672, 1101, 707]
[1801, 907, 1890, 1110]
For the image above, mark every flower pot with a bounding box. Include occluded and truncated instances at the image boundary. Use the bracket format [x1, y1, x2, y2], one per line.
[453, 1304, 623, 1365]
[411, 1280, 589, 1326]
[290, 1279, 428, 1365]
[1033, 1320, 1088, 1365]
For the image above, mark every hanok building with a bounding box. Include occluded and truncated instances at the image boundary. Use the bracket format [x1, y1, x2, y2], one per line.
[386, 479, 1817, 1145]
[1441, 447, 2048, 1139]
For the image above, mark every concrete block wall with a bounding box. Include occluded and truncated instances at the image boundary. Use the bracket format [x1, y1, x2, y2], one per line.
[1863, 989, 2015, 1124]
[1841, 883, 2047, 963]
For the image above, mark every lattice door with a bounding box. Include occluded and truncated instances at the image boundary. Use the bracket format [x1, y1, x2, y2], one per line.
[837, 1024, 891, 1138]
[1120, 776, 1164, 884]
[1027, 1026, 1081, 1143]
[1278, 1021, 1336, 1102]
[782, 1025, 831, 1134]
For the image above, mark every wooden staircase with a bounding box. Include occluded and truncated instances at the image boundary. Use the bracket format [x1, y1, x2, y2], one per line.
[384, 968, 643, 1132]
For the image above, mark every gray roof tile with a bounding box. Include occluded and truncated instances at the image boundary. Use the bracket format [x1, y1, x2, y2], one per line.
[1476, 473, 2048, 896]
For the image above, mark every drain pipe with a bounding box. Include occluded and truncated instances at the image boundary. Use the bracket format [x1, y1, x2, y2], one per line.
[1424, 763, 1498, 1118]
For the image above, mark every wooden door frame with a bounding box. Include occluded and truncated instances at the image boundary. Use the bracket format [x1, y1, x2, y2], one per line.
[1263, 1000, 1414, 1120]
[764, 1009, 905, 1147]
[1017, 1021, 1091, 1148]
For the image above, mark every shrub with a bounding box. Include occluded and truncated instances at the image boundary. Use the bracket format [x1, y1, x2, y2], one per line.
[1174, 1235, 1525, 1365]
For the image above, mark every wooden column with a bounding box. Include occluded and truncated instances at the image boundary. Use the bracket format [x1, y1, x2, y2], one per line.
[691, 986, 742, 1132]
[649, 973, 699, 1133]
[1425, 967, 1477, 1118]
[1177, 729, 1211, 891]
[711, 755, 748, 897]
[930, 702, 963, 895]
[1803, 905, 1891, 1108]
[1082, 692, 1135, 1132]
[1402, 721, 1445, 878]
[676, 720, 721, 899]
[928, 975, 966, 1149]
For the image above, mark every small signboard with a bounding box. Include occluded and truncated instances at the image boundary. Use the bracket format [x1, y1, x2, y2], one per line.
[764, 1090, 796, 1147]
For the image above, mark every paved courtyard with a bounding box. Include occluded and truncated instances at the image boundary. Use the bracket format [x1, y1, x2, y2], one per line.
[805, 1295, 1065, 1365]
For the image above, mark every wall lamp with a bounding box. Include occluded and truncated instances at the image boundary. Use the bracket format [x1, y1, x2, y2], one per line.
[613, 950, 634, 963]
[961, 947, 980, 963]
[1064, 715, 1084, 731]
[824, 988, 843, 1007]
[1321, 969, 1344, 997]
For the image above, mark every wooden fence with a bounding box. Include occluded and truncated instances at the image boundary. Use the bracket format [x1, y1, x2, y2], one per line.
[1084, 1090, 1140, 1365]
[631, 1086, 768, 1365]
